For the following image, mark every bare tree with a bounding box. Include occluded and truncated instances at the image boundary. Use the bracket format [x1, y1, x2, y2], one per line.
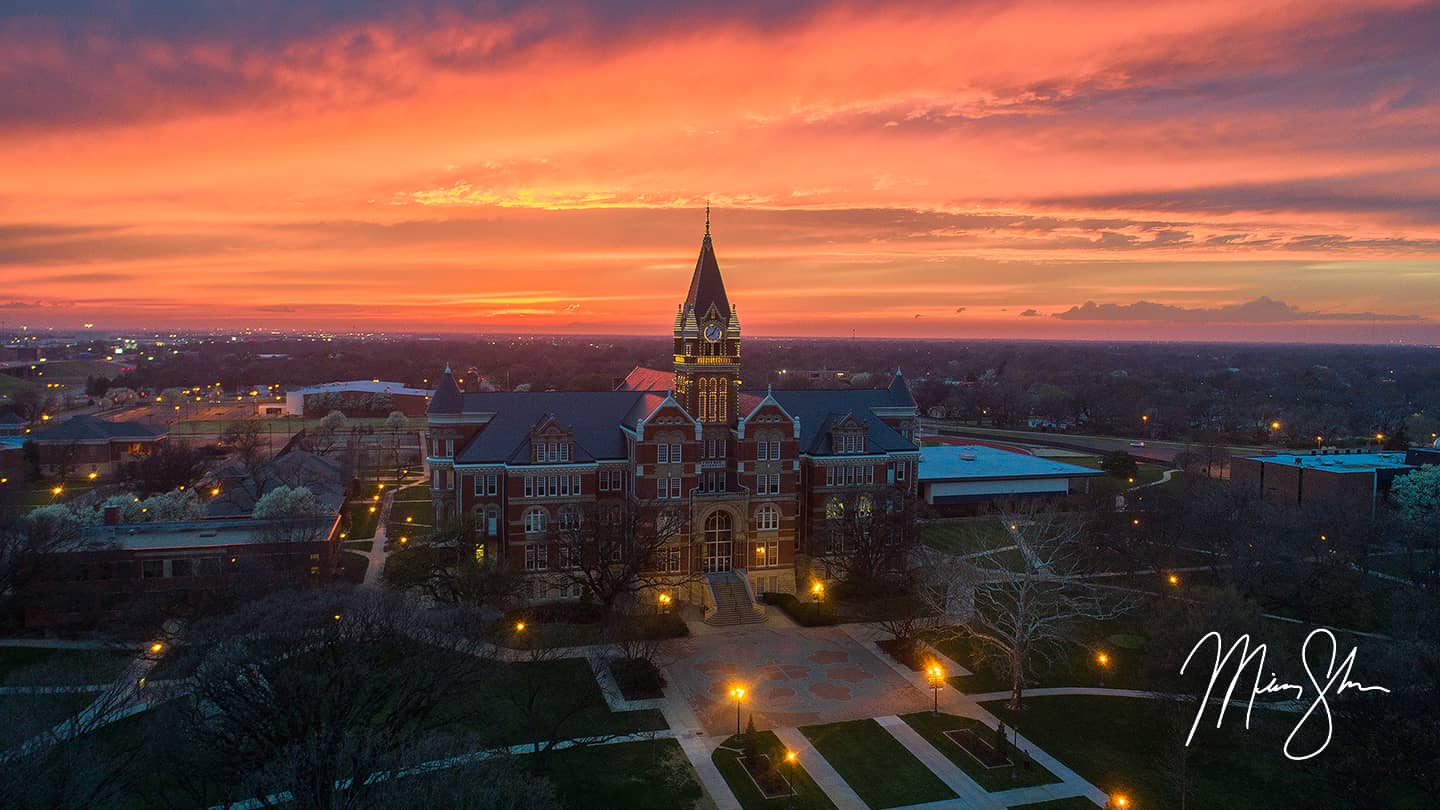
[383, 411, 410, 481]
[815, 487, 925, 597]
[164, 587, 506, 810]
[551, 497, 690, 610]
[0, 651, 145, 808]
[0, 505, 86, 599]
[382, 517, 528, 613]
[221, 419, 269, 491]
[919, 503, 1131, 708]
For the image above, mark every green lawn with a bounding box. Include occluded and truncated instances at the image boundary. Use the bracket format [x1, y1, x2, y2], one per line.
[1012, 798, 1101, 809]
[986, 695, 1411, 810]
[0, 647, 135, 687]
[445, 656, 667, 747]
[338, 551, 369, 583]
[712, 731, 837, 810]
[342, 540, 374, 552]
[537, 739, 704, 810]
[922, 518, 1015, 555]
[387, 498, 434, 544]
[345, 501, 380, 540]
[1364, 549, 1438, 580]
[924, 614, 1156, 694]
[899, 712, 1060, 791]
[800, 719, 955, 808]
[0, 693, 98, 748]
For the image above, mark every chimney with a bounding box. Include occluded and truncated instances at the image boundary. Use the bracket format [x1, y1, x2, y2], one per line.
[103, 506, 120, 525]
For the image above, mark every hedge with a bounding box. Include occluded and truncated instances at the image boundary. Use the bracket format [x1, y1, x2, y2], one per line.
[761, 592, 837, 626]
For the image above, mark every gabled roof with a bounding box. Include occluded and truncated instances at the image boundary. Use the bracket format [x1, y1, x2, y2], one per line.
[618, 366, 672, 392]
[685, 233, 731, 321]
[428, 365, 463, 414]
[32, 415, 165, 443]
[453, 391, 654, 464]
[207, 449, 346, 518]
[758, 388, 918, 455]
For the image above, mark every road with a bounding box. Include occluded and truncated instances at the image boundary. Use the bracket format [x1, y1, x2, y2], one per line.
[918, 419, 1263, 466]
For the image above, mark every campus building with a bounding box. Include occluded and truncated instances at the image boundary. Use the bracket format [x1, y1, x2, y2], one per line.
[918, 444, 1103, 509]
[1230, 449, 1421, 513]
[29, 415, 167, 478]
[427, 219, 920, 607]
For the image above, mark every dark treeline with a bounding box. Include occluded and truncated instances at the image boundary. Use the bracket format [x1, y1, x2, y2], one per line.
[104, 335, 1440, 446]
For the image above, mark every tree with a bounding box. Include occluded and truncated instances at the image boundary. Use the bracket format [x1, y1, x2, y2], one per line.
[161, 588, 532, 810]
[0, 504, 87, 599]
[383, 411, 410, 480]
[815, 488, 925, 597]
[221, 420, 268, 489]
[919, 504, 1131, 709]
[552, 497, 690, 611]
[252, 485, 330, 543]
[1100, 450, 1137, 478]
[118, 441, 208, 494]
[307, 410, 349, 456]
[382, 518, 528, 613]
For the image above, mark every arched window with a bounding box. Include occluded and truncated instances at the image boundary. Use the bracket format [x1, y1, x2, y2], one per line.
[825, 497, 845, 520]
[523, 508, 549, 535]
[705, 510, 733, 539]
[755, 504, 780, 531]
[559, 506, 582, 531]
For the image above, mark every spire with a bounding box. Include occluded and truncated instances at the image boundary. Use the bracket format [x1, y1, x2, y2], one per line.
[888, 368, 915, 406]
[685, 207, 730, 319]
[429, 364, 463, 414]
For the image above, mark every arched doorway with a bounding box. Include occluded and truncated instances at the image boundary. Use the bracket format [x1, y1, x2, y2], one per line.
[701, 511, 733, 573]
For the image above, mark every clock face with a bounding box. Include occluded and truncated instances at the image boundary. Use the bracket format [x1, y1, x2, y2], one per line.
[704, 323, 722, 342]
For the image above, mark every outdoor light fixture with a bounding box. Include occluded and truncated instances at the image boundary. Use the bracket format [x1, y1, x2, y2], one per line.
[87, 472, 97, 480]
[515, 621, 526, 632]
[405, 516, 413, 523]
[52, 486, 63, 495]
[150, 642, 164, 654]
[926, 662, 945, 714]
[729, 685, 746, 737]
[785, 750, 797, 764]
[1168, 574, 1179, 586]
[211, 487, 220, 496]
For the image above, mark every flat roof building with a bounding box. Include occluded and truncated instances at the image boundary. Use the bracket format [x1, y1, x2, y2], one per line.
[918, 444, 1103, 507]
[1231, 450, 1418, 513]
[283, 380, 433, 418]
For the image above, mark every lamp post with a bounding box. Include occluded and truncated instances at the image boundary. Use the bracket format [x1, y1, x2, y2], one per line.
[811, 581, 825, 602]
[1096, 652, 1110, 687]
[926, 662, 945, 715]
[729, 685, 746, 738]
[1108, 793, 1130, 809]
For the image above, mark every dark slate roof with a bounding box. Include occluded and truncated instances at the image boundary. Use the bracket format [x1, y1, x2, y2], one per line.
[207, 450, 346, 518]
[888, 368, 916, 407]
[758, 389, 918, 455]
[686, 235, 731, 320]
[32, 415, 165, 443]
[428, 366, 463, 414]
[618, 366, 672, 392]
[0, 413, 24, 426]
[453, 391, 656, 463]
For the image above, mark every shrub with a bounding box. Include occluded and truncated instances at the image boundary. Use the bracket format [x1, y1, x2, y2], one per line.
[760, 592, 837, 626]
[610, 657, 666, 700]
[624, 612, 689, 640]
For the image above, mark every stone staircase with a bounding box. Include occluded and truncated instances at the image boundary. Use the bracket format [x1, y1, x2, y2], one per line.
[704, 572, 767, 626]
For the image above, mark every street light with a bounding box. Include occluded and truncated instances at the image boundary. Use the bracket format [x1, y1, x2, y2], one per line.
[926, 662, 945, 715]
[658, 592, 672, 612]
[1109, 794, 1130, 809]
[1096, 652, 1110, 687]
[729, 685, 746, 738]
[1167, 574, 1180, 587]
[811, 581, 825, 601]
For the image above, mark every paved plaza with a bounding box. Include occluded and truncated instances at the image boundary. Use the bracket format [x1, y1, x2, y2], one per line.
[665, 623, 930, 736]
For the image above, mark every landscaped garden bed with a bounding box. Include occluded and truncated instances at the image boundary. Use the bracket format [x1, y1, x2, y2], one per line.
[761, 592, 836, 626]
[712, 730, 836, 810]
[875, 637, 926, 671]
[608, 656, 666, 700]
[900, 712, 1060, 791]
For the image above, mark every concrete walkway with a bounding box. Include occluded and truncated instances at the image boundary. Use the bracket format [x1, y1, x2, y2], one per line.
[876, 715, 1003, 809]
[771, 726, 867, 809]
[360, 489, 395, 586]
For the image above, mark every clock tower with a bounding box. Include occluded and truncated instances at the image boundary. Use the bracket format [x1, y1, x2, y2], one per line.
[673, 208, 741, 426]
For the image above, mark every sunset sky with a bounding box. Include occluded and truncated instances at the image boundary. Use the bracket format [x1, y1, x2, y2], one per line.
[2, 0, 1438, 342]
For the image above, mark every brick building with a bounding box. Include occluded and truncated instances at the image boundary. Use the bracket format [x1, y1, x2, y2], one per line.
[30, 415, 167, 478]
[1230, 450, 1418, 513]
[427, 219, 920, 606]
